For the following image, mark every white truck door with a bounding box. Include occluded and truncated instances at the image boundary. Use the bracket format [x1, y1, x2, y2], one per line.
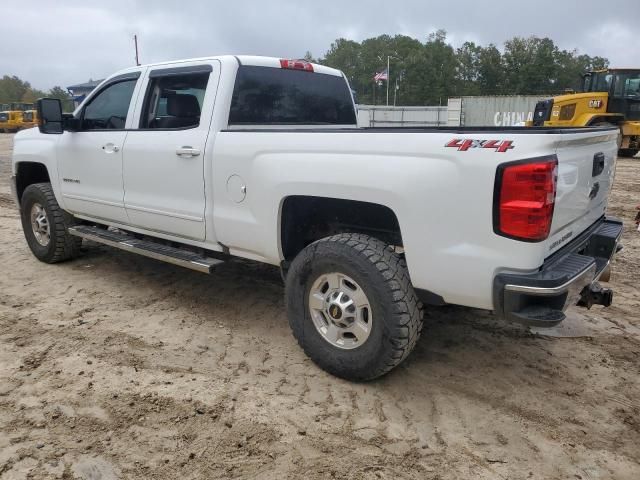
[122, 61, 220, 241]
[57, 73, 141, 224]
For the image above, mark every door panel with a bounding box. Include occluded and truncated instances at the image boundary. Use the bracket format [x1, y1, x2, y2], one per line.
[122, 129, 208, 239]
[123, 61, 220, 241]
[58, 131, 129, 223]
[57, 76, 140, 223]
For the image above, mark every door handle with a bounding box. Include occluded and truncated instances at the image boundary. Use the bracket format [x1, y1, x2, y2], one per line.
[176, 147, 201, 157]
[102, 143, 120, 153]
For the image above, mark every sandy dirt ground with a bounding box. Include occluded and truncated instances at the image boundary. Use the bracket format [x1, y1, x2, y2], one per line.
[0, 133, 638, 480]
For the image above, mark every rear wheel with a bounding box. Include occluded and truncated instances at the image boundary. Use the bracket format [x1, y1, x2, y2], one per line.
[285, 233, 423, 381]
[20, 183, 82, 263]
[618, 148, 639, 158]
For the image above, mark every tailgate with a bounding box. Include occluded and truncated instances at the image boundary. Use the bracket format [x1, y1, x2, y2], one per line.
[545, 127, 619, 256]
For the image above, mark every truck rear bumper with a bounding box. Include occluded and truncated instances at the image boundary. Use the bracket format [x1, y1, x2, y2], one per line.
[493, 217, 623, 327]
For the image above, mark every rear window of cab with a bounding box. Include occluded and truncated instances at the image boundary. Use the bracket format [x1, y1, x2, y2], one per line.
[229, 65, 356, 126]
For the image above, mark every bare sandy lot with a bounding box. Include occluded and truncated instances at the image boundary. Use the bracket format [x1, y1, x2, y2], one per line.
[0, 133, 639, 479]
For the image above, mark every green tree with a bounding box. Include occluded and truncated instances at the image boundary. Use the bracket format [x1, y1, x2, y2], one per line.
[323, 38, 363, 90]
[21, 88, 47, 103]
[48, 86, 71, 101]
[554, 50, 609, 92]
[320, 32, 608, 105]
[0, 75, 32, 104]
[385, 34, 424, 105]
[476, 44, 505, 94]
[414, 30, 459, 104]
[503, 36, 558, 94]
[457, 41, 482, 96]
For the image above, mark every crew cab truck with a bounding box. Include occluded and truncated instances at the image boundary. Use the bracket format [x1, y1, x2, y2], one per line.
[11, 56, 623, 380]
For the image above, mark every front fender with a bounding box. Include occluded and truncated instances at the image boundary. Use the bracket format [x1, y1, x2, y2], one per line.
[12, 128, 63, 208]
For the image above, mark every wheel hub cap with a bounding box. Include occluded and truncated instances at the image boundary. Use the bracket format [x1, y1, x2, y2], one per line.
[30, 203, 50, 247]
[308, 273, 372, 350]
[328, 302, 342, 320]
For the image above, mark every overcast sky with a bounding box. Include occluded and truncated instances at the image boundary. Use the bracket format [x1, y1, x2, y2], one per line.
[2, 0, 639, 91]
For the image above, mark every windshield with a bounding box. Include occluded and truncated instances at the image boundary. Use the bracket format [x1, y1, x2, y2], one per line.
[613, 72, 640, 98]
[589, 72, 613, 92]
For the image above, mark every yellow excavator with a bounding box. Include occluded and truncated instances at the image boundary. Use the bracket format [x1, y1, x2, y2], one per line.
[527, 69, 640, 157]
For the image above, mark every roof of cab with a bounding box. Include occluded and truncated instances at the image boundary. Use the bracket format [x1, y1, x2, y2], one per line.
[111, 55, 343, 78]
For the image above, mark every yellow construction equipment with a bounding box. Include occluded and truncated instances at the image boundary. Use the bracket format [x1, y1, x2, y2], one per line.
[0, 110, 25, 133]
[527, 69, 640, 157]
[0, 103, 35, 132]
[20, 109, 38, 130]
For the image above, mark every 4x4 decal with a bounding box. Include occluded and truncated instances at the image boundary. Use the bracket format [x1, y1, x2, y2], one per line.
[445, 139, 514, 152]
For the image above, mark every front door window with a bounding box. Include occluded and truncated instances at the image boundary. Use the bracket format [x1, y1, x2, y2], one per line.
[83, 80, 137, 130]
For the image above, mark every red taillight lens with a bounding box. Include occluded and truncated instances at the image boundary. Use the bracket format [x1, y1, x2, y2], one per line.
[494, 157, 558, 241]
[279, 59, 314, 72]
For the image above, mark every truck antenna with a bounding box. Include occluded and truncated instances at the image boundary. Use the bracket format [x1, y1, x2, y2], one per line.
[134, 34, 140, 66]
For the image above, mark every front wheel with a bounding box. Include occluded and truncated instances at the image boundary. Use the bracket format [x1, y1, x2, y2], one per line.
[20, 183, 82, 263]
[285, 233, 423, 381]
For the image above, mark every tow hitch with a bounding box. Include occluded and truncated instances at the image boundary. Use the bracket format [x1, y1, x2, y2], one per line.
[578, 282, 613, 309]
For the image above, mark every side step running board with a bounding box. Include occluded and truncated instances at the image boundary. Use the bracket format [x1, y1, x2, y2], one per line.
[68, 225, 224, 273]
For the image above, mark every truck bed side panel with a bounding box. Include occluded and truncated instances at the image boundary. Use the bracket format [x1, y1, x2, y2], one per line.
[210, 128, 616, 309]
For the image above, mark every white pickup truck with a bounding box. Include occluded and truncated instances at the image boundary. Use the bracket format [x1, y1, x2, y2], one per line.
[11, 55, 623, 380]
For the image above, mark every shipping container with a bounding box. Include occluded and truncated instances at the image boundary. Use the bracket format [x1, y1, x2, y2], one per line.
[357, 105, 447, 128]
[447, 95, 551, 126]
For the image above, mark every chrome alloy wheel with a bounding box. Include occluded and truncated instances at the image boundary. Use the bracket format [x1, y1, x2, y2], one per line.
[30, 203, 51, 246]
[308, 272, 372, 349]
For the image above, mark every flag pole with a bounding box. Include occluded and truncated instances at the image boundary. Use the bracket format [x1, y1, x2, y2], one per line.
[373, 78, 376, 105]
[386, 56, 390, 106]
[394, 78, 398, 106]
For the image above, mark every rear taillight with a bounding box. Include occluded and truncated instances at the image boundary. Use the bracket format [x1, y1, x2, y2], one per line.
[494, 157, 558, 242]
[280, 59, 314, 72]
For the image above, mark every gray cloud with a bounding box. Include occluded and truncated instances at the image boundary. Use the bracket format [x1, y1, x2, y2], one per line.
[2, 0, 638, 90]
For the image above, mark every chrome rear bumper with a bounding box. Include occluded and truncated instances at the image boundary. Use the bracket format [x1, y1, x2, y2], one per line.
[494, 217, 623, 326]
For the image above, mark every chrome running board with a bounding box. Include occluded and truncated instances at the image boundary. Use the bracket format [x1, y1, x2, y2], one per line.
[68, 225, 224, 273]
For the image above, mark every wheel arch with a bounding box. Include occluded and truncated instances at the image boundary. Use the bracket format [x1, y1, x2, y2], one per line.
[279, 195, 403, 263]
[15, 162, 51, 204]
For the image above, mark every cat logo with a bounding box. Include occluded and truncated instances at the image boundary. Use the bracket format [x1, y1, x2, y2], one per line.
[588, 99, 603, 108]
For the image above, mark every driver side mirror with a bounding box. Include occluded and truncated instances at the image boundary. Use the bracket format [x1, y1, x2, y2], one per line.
[36, 98, 63, 134]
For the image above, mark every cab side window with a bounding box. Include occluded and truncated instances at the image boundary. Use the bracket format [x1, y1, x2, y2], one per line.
[139, 72, 209, 129]
[82, 80, 137, 130]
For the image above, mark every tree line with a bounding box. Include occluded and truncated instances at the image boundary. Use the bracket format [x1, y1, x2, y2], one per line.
[312, 30, 608, 105]
[0, 75, 70, 105]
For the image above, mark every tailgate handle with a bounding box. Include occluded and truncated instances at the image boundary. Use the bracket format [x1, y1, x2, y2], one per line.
[592, 152, 605, 177]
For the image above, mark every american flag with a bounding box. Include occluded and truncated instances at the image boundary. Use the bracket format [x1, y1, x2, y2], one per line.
[374, 69, 388, 82]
